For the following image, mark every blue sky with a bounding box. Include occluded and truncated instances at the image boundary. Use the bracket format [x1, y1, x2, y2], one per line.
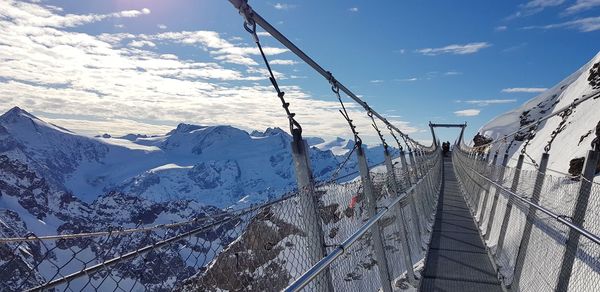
[0, 0, 599, 144]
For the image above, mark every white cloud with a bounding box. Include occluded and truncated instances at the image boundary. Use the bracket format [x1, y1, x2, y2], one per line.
[269, 59, 298, 65]
[43, 117, 174, 137]
[502, 87, 548, 93]
[508, 0, 565, 18]
[0, 0, 420, 143]
[454, 109, 481, 116]
[459, 99, 517, 106]
[524, 0, 565, 9]
[416, 42, 491, 56]
[114, 24, 124, 28]
[152, 31, 289, 66]
[0, 1, 151, 28]
[444, 71, 462, 76]
[349, 7, 359, 12]
[128, 40, 156, 48]
[157, 24, 167, 30]
[495, 25, 508, 31]
[396, 77, 418, 82]
[273, 3, 296, 10]
[370, 79, 384, 83]
[119, 9, 150, 18]
[160, 54, 178, 60]
[523, 16, 600, 32]
[565, 0, 600, 14]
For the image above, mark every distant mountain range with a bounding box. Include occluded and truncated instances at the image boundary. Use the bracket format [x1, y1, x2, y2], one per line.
[0, 106, 400, 290]
[0, 106, 397, 236]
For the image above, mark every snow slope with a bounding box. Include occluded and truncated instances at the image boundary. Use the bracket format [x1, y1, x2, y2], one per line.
[477, 51, 600, 180]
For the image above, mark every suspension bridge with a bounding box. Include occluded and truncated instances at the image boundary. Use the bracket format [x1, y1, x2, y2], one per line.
[2, 0, 600, 291]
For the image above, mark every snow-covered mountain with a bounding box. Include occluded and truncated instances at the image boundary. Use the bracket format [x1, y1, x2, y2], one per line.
[0, 153, 230, 290]
[477, 51, 600, 180]
[0, 107, 392, 209]
[0, 107, 401, 290]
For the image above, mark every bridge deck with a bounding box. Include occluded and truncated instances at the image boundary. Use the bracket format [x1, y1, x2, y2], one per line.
[420, 156, 503, 292]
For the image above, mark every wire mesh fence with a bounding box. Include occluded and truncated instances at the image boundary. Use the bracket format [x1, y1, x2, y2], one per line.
[453, 148, 600, 292]
[0, 151, 443, 292]
[1, 190, 324, 292]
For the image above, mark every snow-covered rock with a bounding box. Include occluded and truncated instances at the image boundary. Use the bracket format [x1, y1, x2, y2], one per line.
[477, 51, 600, 180]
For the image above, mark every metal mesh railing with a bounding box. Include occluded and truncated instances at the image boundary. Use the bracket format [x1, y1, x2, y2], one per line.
[285, 150, 442, 291]
[0, 151, 443, 292]
[453, 149, 600, 292]
[0, 190, 326, 292]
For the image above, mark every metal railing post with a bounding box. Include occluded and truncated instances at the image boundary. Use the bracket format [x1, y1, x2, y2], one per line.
[411, 148, 427, 214]
[409, 150, 429, 238]
[496, 154, 524, 255]
[485, 153, 509, 241]
[478, 152, 498, 224]
[357, 145, 394, 292]
[556, 146, 600, 292]
[384, 150, 417, 285]
[400, 150, 423, 246]
[417, 149, 427, 177]
[512, 152, 549, 289]
[468, 151, 480, 208]
[474, 151, 491, 212]
[409, 150, 421, 179]
[290, 130, 333, 292]
[423, 151, 436, 211]
[416, 150, 433, 212]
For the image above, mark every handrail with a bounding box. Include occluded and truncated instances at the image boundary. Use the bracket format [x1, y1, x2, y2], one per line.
[455, 154, 600, 245]
[283, 154, 440, 292]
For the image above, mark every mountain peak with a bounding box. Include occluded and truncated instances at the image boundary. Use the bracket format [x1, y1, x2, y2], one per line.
[251, 127, 289, 138]
[166, 123, 206, 135]
[0, 106, 39, 122]
[264, 127, 287, 136]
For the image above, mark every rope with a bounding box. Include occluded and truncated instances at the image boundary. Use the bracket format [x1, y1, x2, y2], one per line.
[243, 12, 301, 134]
[520, 122, 540, 168]
[368, 111, 388, 151]
[387, 125, 404, 152]
[544, 98, 577, 153]
[329, 73, 362, 147]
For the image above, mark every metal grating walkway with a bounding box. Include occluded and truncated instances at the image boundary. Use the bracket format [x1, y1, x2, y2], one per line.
[420, 156, 503, 292]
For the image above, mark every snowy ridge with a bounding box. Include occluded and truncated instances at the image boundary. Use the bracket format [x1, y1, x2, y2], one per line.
[0, 108, 393, 208]
[478, 51, 600, 179]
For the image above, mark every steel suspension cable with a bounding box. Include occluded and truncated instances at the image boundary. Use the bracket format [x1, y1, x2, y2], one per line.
[229, 0, 429, 148]
[368, 111, 389, 151]
[241, 9, 301, 134]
